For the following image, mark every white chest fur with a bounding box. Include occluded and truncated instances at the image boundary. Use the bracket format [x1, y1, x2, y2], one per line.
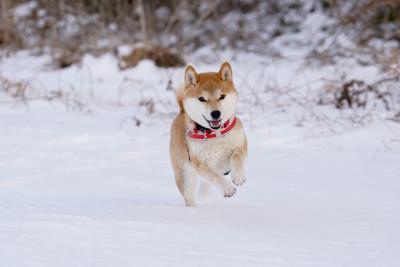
[187, 126, 245, 174]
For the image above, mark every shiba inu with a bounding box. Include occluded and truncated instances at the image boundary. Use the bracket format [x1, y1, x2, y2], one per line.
[170, 62, 247, 207]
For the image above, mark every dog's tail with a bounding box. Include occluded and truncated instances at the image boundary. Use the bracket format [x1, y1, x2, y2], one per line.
[175, 86, 185, 113]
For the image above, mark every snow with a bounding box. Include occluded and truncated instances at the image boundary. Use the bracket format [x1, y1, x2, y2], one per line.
[1, 100, 399, 266]
[1, 48, 400, 266]
[13, 1, 37, 18]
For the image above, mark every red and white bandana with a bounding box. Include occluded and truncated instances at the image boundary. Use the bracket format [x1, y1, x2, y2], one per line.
[187, 117, 237, 140]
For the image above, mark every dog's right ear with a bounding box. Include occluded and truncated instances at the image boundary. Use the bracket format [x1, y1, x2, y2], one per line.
[185, 65, 198, 88]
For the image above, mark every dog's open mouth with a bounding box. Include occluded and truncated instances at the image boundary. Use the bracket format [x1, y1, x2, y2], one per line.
[209, 119, 221, 129]
[203, 115, 221, 129]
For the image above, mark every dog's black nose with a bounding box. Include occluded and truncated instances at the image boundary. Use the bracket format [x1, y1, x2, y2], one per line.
[210, 110, 221, 120]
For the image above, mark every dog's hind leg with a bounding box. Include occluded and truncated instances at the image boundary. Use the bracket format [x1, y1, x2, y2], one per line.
[175, 164, 198, 207]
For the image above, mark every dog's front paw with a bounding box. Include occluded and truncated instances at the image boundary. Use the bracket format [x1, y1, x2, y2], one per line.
[223, 184, 237, 198]
[232, 174, 246, 186]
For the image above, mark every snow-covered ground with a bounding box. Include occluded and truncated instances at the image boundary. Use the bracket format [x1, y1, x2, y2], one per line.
[1, 101, 399, 266]
[1, 51, 400, 266]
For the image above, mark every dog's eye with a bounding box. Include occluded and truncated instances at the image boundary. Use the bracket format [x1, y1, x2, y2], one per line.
[219, 95, 226, 100]
[198, 97, 206, 102]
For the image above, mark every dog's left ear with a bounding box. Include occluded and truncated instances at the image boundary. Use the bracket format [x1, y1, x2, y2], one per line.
[218, 61, 233, 82]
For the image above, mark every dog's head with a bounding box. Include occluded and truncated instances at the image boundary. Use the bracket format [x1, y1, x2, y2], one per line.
[183, 62, 238, 130]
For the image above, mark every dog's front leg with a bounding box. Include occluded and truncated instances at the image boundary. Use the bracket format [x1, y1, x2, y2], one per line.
[191, 157, 236, 197]
[230, 149, 246, 186]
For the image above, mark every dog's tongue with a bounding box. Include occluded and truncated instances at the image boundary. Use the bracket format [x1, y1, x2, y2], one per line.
[210, 120, 220, 127]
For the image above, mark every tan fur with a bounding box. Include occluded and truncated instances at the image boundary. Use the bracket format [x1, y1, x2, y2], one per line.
[170, 62, 247, 207]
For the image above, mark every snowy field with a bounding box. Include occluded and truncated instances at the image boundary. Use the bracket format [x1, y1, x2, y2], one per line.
[1, 51, 400, 266]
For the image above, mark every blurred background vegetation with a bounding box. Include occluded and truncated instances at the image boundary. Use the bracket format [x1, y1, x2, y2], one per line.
[1, 0, 399, 67]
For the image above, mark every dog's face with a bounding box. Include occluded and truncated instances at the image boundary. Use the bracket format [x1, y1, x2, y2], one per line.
[183, 62, 238, 130]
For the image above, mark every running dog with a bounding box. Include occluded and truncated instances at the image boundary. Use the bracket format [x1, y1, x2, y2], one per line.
[170, 62, 247, 207]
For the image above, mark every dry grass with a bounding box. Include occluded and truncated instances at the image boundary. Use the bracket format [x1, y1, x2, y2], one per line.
[118, 46, 185, 70]
[0, 76, 90, 112]
[0, 77, 31, 101]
